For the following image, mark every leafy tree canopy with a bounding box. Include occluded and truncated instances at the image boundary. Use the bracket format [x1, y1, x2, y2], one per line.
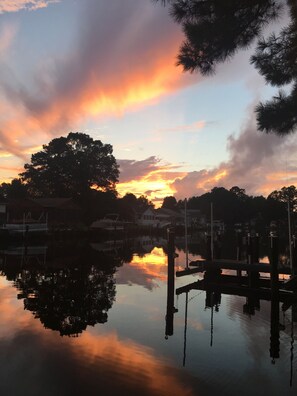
[183, 184, 293, 225]
[229, 186, 248, 201]
[268, 185, 297, 211]
[0, 178, 28, 200]
[137, 195, 154, 211]
[158, 0, 297, 135]
[162, 196, 178, 210]
[20, 132, 119, 199]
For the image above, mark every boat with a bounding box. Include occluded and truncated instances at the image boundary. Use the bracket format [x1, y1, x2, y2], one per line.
[0, 222, 48, 236]
[90, 214, 127, 232]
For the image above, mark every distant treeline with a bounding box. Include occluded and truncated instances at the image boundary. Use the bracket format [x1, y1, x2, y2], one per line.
[0, 133, 296, 227]
[170, 185, 296, 228]
[0, 179, 296, 228]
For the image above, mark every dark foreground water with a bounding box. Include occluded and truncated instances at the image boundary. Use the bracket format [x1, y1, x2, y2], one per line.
[0, 235, 296, 396]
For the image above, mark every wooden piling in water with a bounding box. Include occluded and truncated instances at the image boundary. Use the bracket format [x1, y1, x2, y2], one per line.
[270, 235, 280, 361]
[165, 227, 175, 338]
[293, 235, 297, 276]
[248, 234, 260, 288]
[236, 231, 243, 277]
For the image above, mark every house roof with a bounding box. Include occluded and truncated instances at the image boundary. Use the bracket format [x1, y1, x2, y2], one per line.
[155, 208, 183, 217]
[31, 198, 80, 210]
[5, 199, 43, 210]
[137, 206, 155, 215]
[181, 209, 201, 216]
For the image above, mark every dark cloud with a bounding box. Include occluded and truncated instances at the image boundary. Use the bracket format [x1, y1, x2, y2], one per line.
[118, 156, 163, 182]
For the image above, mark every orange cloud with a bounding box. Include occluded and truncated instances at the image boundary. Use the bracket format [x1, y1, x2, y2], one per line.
[129, 247, 168, 283]
[64, 331, 196, 396]
[0, 1, 197, 161]
[117, 179, 175, 202]
[0, 278, 41, 336]
[117, 156, 189, 205]
[117, 163, 188, 206]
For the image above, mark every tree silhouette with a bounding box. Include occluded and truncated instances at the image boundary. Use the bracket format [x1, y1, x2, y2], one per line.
[183, 185, 291, 226]
[7, 246, 121, 336]
[229, 186, 248, 201]
[268, 185, 297, 212]
[158, 0, 297, 136]
[17, 266, 116, 336]
[0, 179, 28, 200]
[162, 196, 178, 210]
[20, 132, 119, 199]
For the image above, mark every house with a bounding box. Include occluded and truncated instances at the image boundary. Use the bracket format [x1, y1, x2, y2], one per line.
[2, 199, 44, 225]
[136, 207, 158, 227]
[181, 208, 206, 229]
[1, 198, 82, 229]
[0, 199, 47, 235]
[31, 198, 82, 227]
[0, 202, 7, 225]
[206, 219, 225, 233]
[155, 208, 184, 228]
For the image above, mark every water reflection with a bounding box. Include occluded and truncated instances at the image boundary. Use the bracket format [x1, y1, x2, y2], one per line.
[0, 237, 212, 396]
[0, 280, 203, 396]
[0, 236, 171, 335]
[171, 239, 297, 390]
[0, 234, 296, 395]
[0, 243, 122, 336]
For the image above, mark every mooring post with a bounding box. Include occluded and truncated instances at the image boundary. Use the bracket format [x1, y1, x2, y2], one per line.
[251, 234, 260, 286]
[165, 227, 175, 338]
[206, 234, 211, 261]
[270, 235, 279, 293]
[236, 231, 242, 277]
[292, 235, 297, 276]
[247, 233, 254, 288]
[247, 233, 252, 264]
[270, 234, 280, 362]
[236, 231, 242, 260]
[254, 234, 259, 263]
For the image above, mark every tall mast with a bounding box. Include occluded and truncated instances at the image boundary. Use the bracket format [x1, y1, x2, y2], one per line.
[288, 199, 293, 274]
[185, 198, 188, 269]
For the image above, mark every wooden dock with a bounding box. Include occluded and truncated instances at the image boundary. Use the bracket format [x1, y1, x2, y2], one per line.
[176, 278, 294, 301]
[176, 259, 292, 277]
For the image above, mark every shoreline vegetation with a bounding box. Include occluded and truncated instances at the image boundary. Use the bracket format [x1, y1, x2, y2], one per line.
[0, 133, 296, 242]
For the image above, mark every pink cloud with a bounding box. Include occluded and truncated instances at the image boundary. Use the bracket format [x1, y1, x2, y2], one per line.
[0, 0, 59, 14]
[171, 107, 297, 198]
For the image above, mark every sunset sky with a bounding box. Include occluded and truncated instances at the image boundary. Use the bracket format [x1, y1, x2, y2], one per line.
[1, 0, 297, 206]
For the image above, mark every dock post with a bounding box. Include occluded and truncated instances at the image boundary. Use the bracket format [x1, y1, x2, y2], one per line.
[247, 233, 253, 288]
[246, 234, 260, 313]
[236, 231, 242, 261]
[247, 233, 252, 264]
[270, 235, 280, 362]
[270, 235, 279, 292]
[251, 234, 260, 287]
[165, 227, 176, 338]
[292, 235, 297, 276]
[206, 234, 211, 261]
[236, 231, 243, 277]
[254, 234, 259, 263]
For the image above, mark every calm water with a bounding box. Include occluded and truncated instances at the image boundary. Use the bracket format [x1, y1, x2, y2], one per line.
[0, 235, 296, 396]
